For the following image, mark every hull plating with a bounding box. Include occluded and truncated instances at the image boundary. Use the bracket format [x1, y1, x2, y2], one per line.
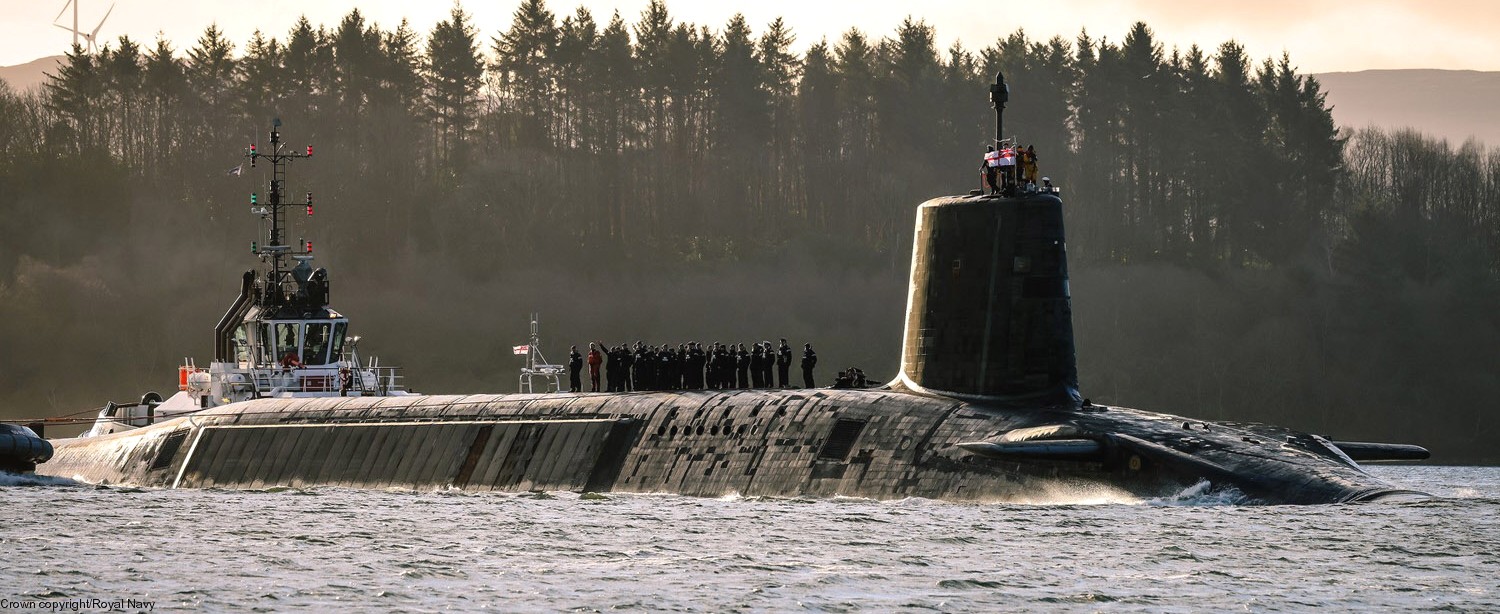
[36, 389, 1403, 504]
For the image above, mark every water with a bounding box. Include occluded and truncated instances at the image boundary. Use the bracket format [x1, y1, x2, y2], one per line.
[1, 466, 1496, 612]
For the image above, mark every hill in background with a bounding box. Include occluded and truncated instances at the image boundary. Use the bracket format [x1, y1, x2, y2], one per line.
[0, 55, 62, 93]
[1315, 69, 1499, 147]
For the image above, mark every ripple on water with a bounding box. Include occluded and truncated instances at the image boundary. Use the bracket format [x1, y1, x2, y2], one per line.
[0, 466, 1496, 611]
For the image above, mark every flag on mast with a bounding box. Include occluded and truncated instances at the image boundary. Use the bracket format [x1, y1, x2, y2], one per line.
[512, 345, 530, 355]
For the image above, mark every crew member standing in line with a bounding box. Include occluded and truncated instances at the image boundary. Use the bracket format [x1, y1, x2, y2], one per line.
[587, 342, 603, 392]
[339, 366, 353, 397]
[632, 342, 647, 391]
[603, 344, 617, 392]
[801, 343, 818, 388]
[776, 339, 792, 388]
[736, 343, 751, 389]
[689, 343, 705, 389]
[759, 340, 774, 387]
[568, 345, 583, 393]
[714, 343, 729, 389]
[705, 344, 718, 390]
[750, 343, 766, 388]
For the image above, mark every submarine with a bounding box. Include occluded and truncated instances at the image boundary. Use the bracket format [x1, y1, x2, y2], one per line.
[13, 75, 1432, 504]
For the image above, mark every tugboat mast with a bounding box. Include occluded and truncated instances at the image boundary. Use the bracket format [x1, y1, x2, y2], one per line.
[246, 118, 315, 307]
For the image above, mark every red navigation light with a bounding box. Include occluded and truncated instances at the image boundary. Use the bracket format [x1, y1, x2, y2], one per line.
[249, 143, 256, 155]
[306, 145, 313, 157]
[306, 241, 313, 253]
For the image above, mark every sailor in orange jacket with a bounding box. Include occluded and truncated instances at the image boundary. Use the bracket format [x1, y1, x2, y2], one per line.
[587, 342, 604, 392]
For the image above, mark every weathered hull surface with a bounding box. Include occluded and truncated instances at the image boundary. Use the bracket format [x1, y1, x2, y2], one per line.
[37, 389, 1407, 504]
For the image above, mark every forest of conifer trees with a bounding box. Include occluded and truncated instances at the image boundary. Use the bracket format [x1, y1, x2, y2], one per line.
[0, 1, 1496, 460]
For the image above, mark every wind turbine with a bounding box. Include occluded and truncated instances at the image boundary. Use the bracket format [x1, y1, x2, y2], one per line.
[52, 0, 115, 54]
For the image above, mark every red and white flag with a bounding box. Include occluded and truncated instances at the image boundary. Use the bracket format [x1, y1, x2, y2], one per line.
[512, 345, 530, 355]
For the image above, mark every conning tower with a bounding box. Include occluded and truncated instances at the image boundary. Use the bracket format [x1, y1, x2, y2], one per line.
[896, 73, 1079, 405]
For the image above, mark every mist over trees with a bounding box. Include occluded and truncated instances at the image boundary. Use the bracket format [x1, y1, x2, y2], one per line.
[0, 1, 1495, 461]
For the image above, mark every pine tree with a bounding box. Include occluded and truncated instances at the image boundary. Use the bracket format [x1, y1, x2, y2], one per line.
[492, 0, 559, 148]
[425, 5, 485, 172]
[799, 39, 839, 230]
[240, 30, 283, 123]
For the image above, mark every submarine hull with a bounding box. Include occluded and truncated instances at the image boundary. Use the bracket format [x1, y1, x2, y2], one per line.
[35, 389, 1408, 504]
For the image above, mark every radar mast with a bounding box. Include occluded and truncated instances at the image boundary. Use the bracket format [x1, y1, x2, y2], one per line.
[245, 119, 319, 311]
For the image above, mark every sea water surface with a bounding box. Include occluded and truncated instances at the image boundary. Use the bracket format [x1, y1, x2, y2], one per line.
[1, 466, 1496, 612]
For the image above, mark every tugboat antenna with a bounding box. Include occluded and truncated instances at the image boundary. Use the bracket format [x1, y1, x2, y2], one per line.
[245, 120, 315, 307]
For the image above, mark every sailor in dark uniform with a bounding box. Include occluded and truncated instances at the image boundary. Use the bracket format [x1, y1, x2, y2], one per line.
[760, 340, 774, 388]
[776, 339, 792, 388]
[688, 343, 705, 389]
[736, 343, 751, 389]
[712, 343, 727, 389]
[660, 346, 675, 391]
[801, 343, 818, 388]
[632, 342, 647, 391]
[750, 343, 766, 388]
[568, 345, 583, 392]
[601, 343, 615, 392]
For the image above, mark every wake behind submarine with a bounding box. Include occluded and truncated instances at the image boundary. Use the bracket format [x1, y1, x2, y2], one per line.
[15, 74, 1430, 504]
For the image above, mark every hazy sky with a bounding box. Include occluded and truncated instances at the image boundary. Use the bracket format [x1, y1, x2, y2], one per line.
[2, 0, 1498, 72]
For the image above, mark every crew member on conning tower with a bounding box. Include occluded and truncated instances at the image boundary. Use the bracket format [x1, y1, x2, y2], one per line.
[981, 145, 1001, 195]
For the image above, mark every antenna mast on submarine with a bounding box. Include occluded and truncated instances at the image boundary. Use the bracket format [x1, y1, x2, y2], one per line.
[990, 72, 1008, 146]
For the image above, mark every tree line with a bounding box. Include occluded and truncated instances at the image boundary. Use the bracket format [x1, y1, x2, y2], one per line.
[0, 1, 1378, 270]
[1, 1, 1497, 459]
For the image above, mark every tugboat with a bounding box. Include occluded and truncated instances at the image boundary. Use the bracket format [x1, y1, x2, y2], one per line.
[20, 77, 1431, 503]
[78, 121, 414, 440]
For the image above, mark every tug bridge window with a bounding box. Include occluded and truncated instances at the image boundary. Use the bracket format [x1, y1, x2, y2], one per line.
[258, 323, 274, 365]
[330, 321, 348, 363]
[275, 323, 299, 364]
[234, 326, 250, 364]
[303, 323, 332, 366]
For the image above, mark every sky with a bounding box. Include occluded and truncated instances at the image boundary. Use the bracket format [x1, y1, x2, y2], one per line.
[1, 0, 1498, 72]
